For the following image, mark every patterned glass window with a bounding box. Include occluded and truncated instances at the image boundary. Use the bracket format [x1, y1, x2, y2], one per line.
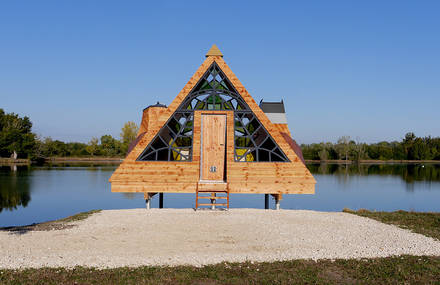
[137, 63, 289, 162]
[234, 113, 289, 162]
[137, 112, 193, 161]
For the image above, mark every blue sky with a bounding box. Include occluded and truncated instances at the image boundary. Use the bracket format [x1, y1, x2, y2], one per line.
[1, 1, 439, 144]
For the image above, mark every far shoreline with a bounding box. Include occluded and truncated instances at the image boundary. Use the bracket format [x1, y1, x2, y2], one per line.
[305, 159, 440, 164]
[1, 157, 440, 166]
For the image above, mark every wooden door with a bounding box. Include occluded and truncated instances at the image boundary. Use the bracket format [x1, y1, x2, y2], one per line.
[201, 114, 226, 181]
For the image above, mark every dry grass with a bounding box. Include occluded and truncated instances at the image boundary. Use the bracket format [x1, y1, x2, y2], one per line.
[0, 256, 439, 284]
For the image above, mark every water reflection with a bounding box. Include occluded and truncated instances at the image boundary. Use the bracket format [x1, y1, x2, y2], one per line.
[307, 163, 440, 184]
[0, 165, 32, 213]
[1, 163, 440, 227]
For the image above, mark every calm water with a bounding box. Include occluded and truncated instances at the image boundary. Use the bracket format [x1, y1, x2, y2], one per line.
[1, 163, 440, 227]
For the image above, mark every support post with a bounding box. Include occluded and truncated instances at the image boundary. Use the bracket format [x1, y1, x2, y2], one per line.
[144, 192, 157, 210]
[146, 197, 151, 210]
[275, 198, 280, 210]
[211, 193, 216, 210]
[271, 194, 282, 210]
[265, 194, 269, 209]
[159, 193, 164, 209]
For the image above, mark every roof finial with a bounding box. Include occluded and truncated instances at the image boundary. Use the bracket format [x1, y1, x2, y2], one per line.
[206, 44, 223, 57]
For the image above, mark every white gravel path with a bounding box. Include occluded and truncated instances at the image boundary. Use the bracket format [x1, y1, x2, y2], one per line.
[1, 209, 440, 269]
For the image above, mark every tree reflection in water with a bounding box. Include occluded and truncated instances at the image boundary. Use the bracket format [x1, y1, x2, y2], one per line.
[0, 165, 31, 212]
[307, 163, 440, 184]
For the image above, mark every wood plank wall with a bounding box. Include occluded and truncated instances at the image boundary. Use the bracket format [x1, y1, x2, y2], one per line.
[110, 56, 315, 195]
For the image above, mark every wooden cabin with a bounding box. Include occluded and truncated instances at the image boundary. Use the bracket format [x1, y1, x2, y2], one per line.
[110, 45, 315, 209]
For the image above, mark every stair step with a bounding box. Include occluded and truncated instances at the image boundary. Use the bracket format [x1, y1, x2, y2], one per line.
[197, 190, 228, 193]
[197, 196, 227, 200]
[198, 182, 228, 191]
[196, 181, 230, 210]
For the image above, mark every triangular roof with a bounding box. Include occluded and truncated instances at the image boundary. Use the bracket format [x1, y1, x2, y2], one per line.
[123, 48, 310, 170]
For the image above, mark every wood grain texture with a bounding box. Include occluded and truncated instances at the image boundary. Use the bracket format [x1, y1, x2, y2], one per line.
[138, 107, 167, 136]
[274, 123, 291, 137]
[110, 55, 316, 196]
[201, 114, 226, 181]
[197, 182, 228, 191]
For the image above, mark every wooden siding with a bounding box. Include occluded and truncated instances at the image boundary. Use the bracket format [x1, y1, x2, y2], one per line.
[138, 106, 167, 136]
[110, 55, 316, 195]
[274, 123, 291, 137]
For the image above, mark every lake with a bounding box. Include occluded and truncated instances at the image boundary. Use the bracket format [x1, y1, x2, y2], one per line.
[1, 163, 440, 227]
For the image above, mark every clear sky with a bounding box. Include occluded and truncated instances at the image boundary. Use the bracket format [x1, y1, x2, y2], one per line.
[1, 1, 439, 144]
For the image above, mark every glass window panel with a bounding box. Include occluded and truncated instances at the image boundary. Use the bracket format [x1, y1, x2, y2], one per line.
[173, 137, 192, 147]
[219, 81, 229, 90]
[271, 152, 284, 162]
[159, 128, 173, 144]
[157, 149, 169, 160]
[261, 137, 276, 150]
[273, 148, 286, 159]
[246, 119, 260, 134]
[258, 149, 270, 161]
[235, 137, 254, 148]
[196, 94, 209, 101]
[231, 99, 238, 109]
[195, 101, 205, 110]
[145, 152, 156, 160]
[151, 137, 167, 150]
[182, 129, 193, 136]
[252, 127, 267, 146]
[235, 149, 248, 162]
[167, 117, 180, 134]
[246, 150, 256, 162]
[220, 94, 232, 101]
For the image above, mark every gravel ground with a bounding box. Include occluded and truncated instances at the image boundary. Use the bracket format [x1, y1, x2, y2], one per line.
[1, 209, 440, 269]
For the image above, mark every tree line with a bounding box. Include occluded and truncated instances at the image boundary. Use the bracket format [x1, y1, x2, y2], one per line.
[1, 108, 440, 161]
[0, 109, 138, 159]
[301, 133, 440, 161]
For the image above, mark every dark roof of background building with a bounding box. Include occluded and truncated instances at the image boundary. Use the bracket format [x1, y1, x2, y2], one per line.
[143, 102, 167, 111]
[259, 100, 285, 113]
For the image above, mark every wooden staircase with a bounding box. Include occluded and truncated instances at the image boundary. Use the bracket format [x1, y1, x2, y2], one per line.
[196, 182, 229, 210]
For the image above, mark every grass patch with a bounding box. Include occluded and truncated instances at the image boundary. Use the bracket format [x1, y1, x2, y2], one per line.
[0, 210, 101, 233]
[0, 256, 439, 284]
[56, 209, 101, 223]
[343, 208, 440, 240]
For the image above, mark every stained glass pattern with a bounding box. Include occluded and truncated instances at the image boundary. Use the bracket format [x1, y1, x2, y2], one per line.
[137, 63, 289, 162]
[137, 112, 193, 161]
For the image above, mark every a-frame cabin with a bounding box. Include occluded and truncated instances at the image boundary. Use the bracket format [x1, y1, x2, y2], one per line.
[110, 45, 315, 209]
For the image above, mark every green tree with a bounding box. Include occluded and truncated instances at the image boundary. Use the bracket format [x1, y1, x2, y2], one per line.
[353, 138, 367, 161]
[86, 137, 99, 156]
[120, 121, 139, 154]
[318, 148, 329, 161]
[0, 109, 36, 158]
[100, 135, 122, 157]
[336, 136, 351, 161]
